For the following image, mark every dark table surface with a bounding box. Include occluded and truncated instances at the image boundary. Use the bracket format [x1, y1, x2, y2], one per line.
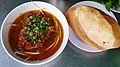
[0, 0, 120, 67]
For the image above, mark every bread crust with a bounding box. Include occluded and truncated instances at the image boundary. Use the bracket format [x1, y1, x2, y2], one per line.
[66, 6, 120, 50]
[102, 12, 120, 48]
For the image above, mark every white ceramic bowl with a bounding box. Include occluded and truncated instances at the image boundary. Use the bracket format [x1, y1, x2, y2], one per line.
[1, 1, 69, 65]
[68, 1, 118, 52]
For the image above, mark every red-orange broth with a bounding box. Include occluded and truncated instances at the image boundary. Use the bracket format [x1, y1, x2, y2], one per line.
[8, 10, 64, 61]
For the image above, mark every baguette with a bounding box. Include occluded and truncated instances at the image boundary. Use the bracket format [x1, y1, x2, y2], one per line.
[66, 6, 120, 50]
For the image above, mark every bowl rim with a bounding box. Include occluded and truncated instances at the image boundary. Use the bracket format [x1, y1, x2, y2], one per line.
[0, 1, 69, 65]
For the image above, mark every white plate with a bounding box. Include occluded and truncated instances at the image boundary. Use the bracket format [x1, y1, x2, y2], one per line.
[68, 1, 118, 52]
[111, 8, 120, 13]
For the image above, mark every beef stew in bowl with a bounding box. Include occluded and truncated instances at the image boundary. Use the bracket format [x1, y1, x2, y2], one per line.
[1, 1, 69, 65]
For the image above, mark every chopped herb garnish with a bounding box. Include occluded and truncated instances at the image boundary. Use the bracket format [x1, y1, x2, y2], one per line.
[23, 14, 54, 42]
[36, 14, 39, 17]
[24, 26, 27, 30]
[54, 21, 57, 24]
[29, 16, 34, 19]
[37, 38, 41, 42]
[44, 32, 50, 36]
[47, 18, 50, 20]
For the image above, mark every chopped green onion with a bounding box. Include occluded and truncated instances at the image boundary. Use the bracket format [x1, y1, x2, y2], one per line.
[35, 30, 38, 33]
[40, 18, 45, 23]
[40, 25, 42, 28]
[26, 37, 31, 42]
[29, 16, 34, 19]
[54, 22, 56, 24]
[33, 36, 37, 40]
[36, 14, 39, 17]
[28, 27, 30, 31]
[23, 14, 55, 42]
[32, 19, 37, 23]
[37, 38, 41, 42]
[44, 32, 50, 36]
[35, 27, 39, 30]
[26, 31, 30, 35]
[47, 18, 50, 20]
[24, 26, 27, 30]
[28, 22, 32, 25]
[49, 26, 54, 29]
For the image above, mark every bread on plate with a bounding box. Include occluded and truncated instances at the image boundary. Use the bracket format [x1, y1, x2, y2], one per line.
[66, 6, 120, 50]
